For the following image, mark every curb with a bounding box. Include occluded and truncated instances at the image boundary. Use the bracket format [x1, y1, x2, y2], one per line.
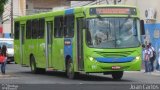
[151, 72, 160, 76]
[125, 70, 160, 76]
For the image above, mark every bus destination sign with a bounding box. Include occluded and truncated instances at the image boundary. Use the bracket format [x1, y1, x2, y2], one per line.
[90, 7, 137, 15]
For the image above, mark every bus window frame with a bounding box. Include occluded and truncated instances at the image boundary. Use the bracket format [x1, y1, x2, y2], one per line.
[38, 18, 45, 39]
[14, 21, 20, 40]
[32, 19, 40, 39]
[26, 20, 32, 39]
[64, 15, 74, 38]
[54, 16, 64, 38]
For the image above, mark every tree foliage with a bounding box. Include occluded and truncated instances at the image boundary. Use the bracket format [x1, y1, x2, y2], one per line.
[0, 0, 8, 16]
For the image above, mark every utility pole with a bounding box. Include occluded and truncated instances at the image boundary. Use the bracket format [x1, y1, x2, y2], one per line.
[114, 0, 117, 5]
[106, 0, 109, 4]
[10, 0, 13, 38]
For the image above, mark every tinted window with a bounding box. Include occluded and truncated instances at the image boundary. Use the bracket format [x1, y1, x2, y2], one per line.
[54, 17, 63, 38]
[64, 15, 74, 38]
[26, 20, 32, 39]
[26, 18, 44, 39]
[32, 19, 38, 39]
[14, 21, 20, 39]
[38, 18, 45, 38]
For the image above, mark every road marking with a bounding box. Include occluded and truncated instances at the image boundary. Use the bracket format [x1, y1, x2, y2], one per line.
[0, 74, 19, 79]
[0, 74, 11, 77]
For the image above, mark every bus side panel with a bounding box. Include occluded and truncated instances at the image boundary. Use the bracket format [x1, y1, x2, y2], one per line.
[31, 39, 40, 68]
[36, 39, 46, 68]
[52, 38, 65, 70]
[14, 40, 20, 64]
[24, 39, 32, 66]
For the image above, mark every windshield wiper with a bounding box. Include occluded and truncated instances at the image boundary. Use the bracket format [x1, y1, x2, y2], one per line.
[97, 14, 103, 21]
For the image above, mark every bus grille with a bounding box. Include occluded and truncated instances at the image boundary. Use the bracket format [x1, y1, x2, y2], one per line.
[94, 50, 136, 57]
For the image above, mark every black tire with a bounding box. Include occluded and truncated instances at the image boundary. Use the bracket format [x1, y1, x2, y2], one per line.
[30, 56, 45, 74]
[111, 71, 123, 80]
[66, 60, 77, 79]
[30, 56, 37, 73]
[38, 68, 46, 74]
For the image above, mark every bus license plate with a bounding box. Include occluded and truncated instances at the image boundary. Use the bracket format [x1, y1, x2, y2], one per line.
[112, 66, 121, 70]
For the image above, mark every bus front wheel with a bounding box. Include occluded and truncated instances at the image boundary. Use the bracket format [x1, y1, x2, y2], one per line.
[111, 71, 123, 80]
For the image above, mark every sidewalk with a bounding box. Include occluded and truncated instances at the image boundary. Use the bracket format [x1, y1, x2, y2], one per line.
[125, 70, 160, 76]
[140, 64, 160, 76]
[141, 69, 160, 76]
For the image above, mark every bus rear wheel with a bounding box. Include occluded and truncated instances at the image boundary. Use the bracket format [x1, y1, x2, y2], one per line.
[111, 71, 123, 80]
[66, 60, 76, 79]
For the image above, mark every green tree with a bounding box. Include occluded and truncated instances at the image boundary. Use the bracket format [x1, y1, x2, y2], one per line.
[0, 0, 8, 16]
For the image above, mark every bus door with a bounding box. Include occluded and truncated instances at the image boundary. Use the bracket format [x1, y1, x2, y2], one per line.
[77, 18, 84, 71]
[52, 16, 65, 70]
[20, 24, 25, 65]
[46, 21, 53, 68]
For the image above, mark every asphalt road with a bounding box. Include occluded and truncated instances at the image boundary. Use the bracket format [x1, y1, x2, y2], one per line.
[0, 63, 160, 90]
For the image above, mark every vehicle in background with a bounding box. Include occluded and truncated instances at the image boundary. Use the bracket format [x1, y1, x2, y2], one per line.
[0, 38, 14, 63]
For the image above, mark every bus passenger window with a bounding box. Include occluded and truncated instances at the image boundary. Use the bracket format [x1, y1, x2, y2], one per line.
[26, 20, 32, 39]
[38, 18, 45, 38]
[64, 15, 74, 38]
[54, 16, 64, 38]
[32, 19, 38, 39]
[14, 21, 20, 39]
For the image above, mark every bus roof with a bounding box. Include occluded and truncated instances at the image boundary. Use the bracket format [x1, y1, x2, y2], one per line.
[14, 5, 137, 21]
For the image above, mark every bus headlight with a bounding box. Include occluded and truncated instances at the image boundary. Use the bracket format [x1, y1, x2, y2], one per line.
[136, 56, 140, 60]
[89, 57, 94, 61]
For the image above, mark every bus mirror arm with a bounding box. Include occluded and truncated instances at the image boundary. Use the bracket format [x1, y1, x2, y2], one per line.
[140, 20, 145, 35]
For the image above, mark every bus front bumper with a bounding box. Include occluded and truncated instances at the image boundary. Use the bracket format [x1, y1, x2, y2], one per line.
[84, 58, 141, 73]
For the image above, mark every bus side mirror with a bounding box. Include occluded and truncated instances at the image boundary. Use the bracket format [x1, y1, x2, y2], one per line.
[140, 20, 145, 35]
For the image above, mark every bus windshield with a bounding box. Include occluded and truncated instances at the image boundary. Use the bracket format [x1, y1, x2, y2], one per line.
[86, 18, 140, 48]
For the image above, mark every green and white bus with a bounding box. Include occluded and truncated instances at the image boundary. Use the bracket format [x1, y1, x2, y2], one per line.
[14, 5, 145, 80]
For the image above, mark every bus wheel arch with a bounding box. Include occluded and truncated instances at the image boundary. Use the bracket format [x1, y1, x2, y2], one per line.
[30, 54, 45, 74]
